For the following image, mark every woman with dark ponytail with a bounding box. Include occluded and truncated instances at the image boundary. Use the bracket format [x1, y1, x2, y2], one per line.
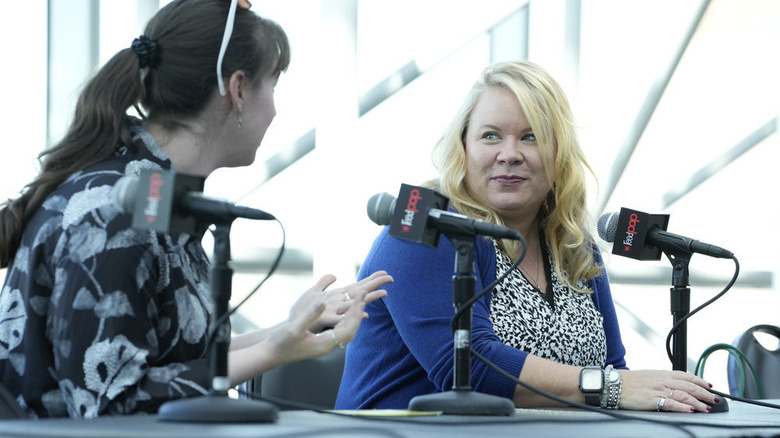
[0, 0, 391, 418]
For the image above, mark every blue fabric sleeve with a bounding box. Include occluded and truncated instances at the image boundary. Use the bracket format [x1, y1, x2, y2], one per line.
[336, 229, 628, 410]
[589, 251, 628, 369]
[336, 228, 526, 409]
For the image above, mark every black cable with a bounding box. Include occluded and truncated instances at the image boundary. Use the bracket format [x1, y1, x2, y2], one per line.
[445, 238, 697, 434]
[664, 255, 739, 364]
[235, 386, 624, 427]
[710, 388, 780, 410]
[471, 348, 780, 435]
[450, 235, 527, 332]
[447, 244, 778, 437]
[204, 218, 286, 359]
[469, 348, 699, 438]
[222, 223, 777, 436]
[224, 217, 286, 322]
[237, 380, 780, 435]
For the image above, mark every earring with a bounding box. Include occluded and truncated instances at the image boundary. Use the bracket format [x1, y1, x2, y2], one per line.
[237, 115, 243, 129]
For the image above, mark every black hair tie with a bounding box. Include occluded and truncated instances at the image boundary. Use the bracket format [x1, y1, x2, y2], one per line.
[131, 35, 160, 69]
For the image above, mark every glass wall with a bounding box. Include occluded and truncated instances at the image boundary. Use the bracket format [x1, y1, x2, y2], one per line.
[1, 0, 777, 391]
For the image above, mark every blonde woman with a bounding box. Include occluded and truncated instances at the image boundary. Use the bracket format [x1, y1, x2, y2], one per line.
[336, 61, 718, 413]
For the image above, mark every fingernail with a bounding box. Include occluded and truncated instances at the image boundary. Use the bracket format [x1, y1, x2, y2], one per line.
[690, 407, 695, 412]
[714, 397, 720, 403]
[708, 383, 713, 388]
[706, 405, 712, 412]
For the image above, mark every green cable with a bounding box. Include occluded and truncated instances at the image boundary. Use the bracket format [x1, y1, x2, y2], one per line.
[695, 343, 765, 399]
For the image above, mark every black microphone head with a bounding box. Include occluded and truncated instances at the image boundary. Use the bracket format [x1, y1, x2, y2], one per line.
[112, 175, 139, 214]
[597, 212, 620, 243]
[367, 192, 396, 226]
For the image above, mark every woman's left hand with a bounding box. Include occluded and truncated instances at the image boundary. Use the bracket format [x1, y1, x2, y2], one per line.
[227, 271, 392, 383]
[286, 270, 392, 348]
[301, 271, 389, 333]
[619, 369, 719, 413]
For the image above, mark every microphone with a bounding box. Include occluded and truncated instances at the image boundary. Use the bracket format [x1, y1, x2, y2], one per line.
[367, 184, 523, 248]
[114, 169, 275, 234]
[597, 208, 732, 260]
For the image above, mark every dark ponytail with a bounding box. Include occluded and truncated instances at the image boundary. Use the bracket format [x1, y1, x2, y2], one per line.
[0, 47, 144, 267]
[0, 0, 290, 267]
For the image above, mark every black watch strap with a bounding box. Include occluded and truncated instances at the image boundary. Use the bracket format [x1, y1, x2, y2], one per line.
[579, 366, 604, 407]
[583, 391, 600, 406]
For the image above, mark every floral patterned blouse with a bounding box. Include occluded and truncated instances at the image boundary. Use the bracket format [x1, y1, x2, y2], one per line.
[0, 119, 214, 418]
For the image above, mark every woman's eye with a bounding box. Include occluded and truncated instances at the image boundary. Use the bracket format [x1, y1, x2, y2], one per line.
[522, 133, 537, 143]
[482, 131, 500, 140]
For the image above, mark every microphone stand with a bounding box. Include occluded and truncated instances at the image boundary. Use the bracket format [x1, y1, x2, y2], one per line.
[665, 252, 691, 372]
[408, 234, 515, 416]
[158, 222, 278, 423]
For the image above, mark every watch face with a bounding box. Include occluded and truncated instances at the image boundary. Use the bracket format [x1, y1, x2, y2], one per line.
[581, 368, 603, 391]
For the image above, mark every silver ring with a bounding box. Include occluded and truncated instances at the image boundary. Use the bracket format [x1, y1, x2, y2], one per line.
[656, 397, 666, 412]
[343, 292, 351, 301]
[331, 330, 347, 349]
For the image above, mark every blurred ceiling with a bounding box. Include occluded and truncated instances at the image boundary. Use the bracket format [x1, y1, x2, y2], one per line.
[1, 1, 777, 356]
[204, 0, 779, 293]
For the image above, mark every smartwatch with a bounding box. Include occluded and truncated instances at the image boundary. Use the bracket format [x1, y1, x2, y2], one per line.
[579, 366, 604, 406]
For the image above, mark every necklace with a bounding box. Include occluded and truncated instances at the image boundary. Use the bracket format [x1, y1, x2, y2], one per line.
[519, 251, 542, 291]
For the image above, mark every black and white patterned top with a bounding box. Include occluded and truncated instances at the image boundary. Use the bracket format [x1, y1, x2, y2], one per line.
[489, 240, 607, 367]
[0, 119, 212, 418]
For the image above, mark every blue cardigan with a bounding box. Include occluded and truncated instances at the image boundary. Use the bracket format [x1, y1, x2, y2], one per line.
[335, 226, 627, 409]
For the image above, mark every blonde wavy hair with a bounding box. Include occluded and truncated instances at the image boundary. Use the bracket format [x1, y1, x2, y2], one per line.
[427, 61, 601, 293]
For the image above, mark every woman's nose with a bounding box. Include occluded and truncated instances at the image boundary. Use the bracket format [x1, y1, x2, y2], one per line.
[497, 139, 523, 164]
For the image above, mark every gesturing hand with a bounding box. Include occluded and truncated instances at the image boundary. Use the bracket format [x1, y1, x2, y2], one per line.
[277, 270, 393, 363]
